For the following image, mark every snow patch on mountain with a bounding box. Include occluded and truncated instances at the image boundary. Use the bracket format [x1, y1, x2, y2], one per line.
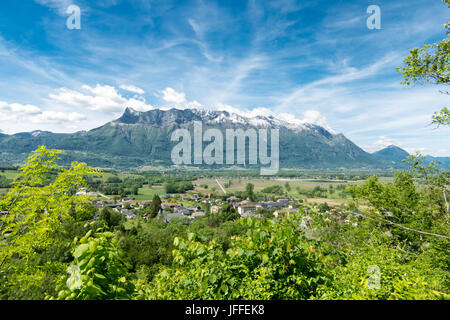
[213, 103, 335, 134]
[121, 105, 336, 136]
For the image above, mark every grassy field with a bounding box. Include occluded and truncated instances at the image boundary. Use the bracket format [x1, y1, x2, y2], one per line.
[196, 177, 356, 190]
[303, 198, 349, 206]
[0, 188, 8, 197]
[191, 177, 379, 205]
[0, 169, 19, 180]
[135, 185, 166, 200]
[101, 171, 144, 180]
[195, 177, 357, 193]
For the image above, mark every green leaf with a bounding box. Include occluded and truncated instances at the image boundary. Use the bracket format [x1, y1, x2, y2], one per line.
[73, 244, 89, 259]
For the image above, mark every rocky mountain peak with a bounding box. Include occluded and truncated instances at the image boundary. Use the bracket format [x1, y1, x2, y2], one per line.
[114, 107, 335, 138]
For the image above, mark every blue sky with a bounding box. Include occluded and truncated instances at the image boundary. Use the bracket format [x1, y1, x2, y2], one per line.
[0, 0, 449, 156]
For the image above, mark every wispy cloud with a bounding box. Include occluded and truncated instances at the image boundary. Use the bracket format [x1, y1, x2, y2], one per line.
[120, 84, 145, 95]
[34, 0, 75, 15]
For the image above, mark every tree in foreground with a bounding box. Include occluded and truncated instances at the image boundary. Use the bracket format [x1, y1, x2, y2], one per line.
[0, 146, 99, 297]
[397, 0, 450, 126]
[51, 231, 134, 300]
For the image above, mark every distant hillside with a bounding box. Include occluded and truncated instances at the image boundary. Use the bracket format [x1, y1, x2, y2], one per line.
[372, 145, 410, 165]
[371, 145, 450, 170]
[425, 156, 450, 170]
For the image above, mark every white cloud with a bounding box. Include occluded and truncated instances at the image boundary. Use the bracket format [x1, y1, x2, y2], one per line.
[216, 103, 273, 118]
[120, 84, 145, 95]
[49, 84, 153, 112]
[158, 88, 204, 111]
[0, 101, 42, 125]
[188, 19, 202, 37]
[373, 136, 398, 150]
[34, 0, 75, 15]
[32, 111, 86, 124]
[299, 110, 335, 133]
[160, 87, 187, 105]
[126, 98, 154, 112]
[0, 99, 87, 129]
[0, 101, 41, 114]
[185, 100, 202, 109]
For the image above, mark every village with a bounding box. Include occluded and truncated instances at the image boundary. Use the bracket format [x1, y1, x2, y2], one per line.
[76, 187, 305, 223]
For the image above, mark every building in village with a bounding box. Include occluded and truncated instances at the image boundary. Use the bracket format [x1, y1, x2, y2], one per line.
[238, 205, 257, 217]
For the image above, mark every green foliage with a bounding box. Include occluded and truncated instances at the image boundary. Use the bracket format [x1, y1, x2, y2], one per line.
[347, 153, 449, 224]
[397, 0, 450, 127]
[245, 183, 255, 201]
[317, 242, 442, 300]
[0, 146, 98, 270]
[149, 194, 162, 218]
[164, 181, 194, 193]
[0, 146, 99, 299]
[143, 214, 330, 300]
[0, 175, 12, 188]
[311, 207, 449, 300]
[347, 174, 420, 224]
[397, 41, 450, 86]
[116, 213, 249, 284]
[284, 182, 291, 192]
[318, 202, 331, 213]
[219, 204, 240, 222]
[342, 154, 450, 297]
[107, 176, 122, 183]
[296, 186, 328, 198]
[71, 204, 97, 222]
[262, 185, 284, 195]
[52, 231, 135, 300]
[99, 207, 125, 228]
[432, 107, 450, 126]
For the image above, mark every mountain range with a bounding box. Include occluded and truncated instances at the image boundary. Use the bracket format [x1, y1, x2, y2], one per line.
[0, 107, 447, 171]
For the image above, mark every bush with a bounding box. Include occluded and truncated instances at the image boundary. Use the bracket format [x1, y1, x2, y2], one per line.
[52, 231, 135, 300]
[144, 214, 330, 300]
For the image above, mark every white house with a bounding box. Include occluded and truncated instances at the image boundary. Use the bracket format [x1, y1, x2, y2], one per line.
[238, 205, 256, 217]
